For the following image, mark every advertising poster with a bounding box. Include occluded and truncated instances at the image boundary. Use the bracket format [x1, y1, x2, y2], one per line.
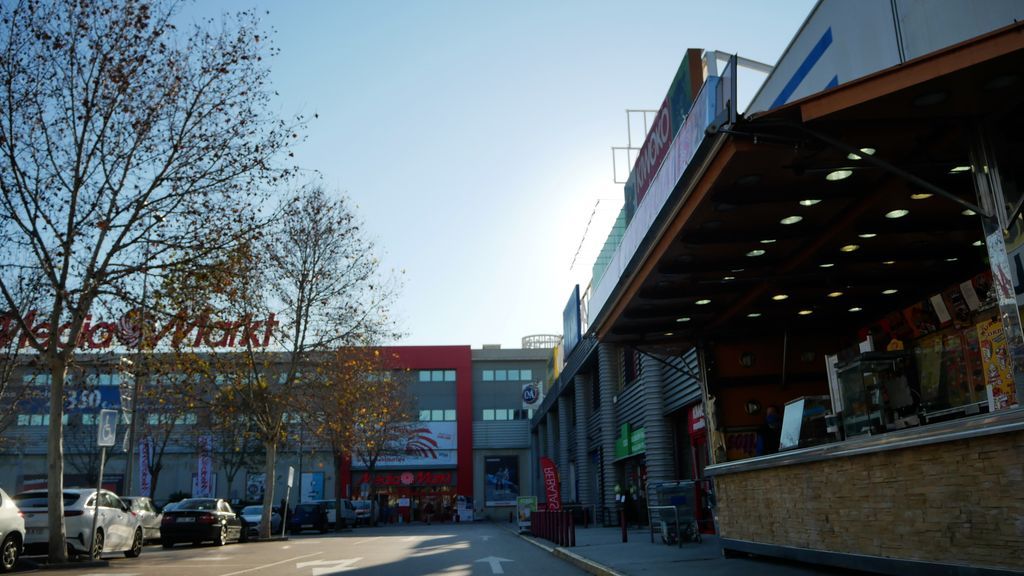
[138, 436, 152, 497]
[191, 472, 217, 498]
[516, 496, 537, 533]
[246, 473, 266, 502]
[351, 422, 457, 469]
[976, 319, 1017, 409]
[301, 472, 324, 502]
[195, 435, 214, 497]
[484, 455, 519, 506]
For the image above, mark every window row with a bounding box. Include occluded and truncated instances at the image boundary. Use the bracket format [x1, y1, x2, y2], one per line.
[481, 369, 533, 382]
[418, 370, 457, 382]
[419, 409, 456, 422]
[481, 408, 532, 421]
[17, 412, 198, 426]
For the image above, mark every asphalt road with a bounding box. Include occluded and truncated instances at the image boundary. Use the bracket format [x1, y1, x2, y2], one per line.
[20, 522, 588, 576]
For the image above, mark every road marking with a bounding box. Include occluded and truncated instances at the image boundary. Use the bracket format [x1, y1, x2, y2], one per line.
[476, 556, 512, 575]
[351, 539, 375, 545]
[83, 573, 141, 576]
[296, 558, 362, 575]
[282, 545, 291, 549]
[401, 536, 418, 541]
[217, 552, 322, 576]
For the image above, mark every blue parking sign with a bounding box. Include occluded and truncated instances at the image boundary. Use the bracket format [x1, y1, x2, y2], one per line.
[97, 409, 118, 447]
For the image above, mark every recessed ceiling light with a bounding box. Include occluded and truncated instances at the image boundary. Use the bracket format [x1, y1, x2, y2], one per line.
[676, 317, 691, 322]
[731, 268, 745, 273]
[723, 276, 735, 281]
[664, 332, 674, 337]
[858, 233, 877, 239]
[828, 291, 843, 298]
[798, 310, 813, 316]
[746, 249, 766, 257]
[819, 263, 835, 268]
[846, 147, 876, 161]
[840, 244, 860, 252]
[949, 165, 971, 173]
[799, 199, 821, 206]
[882, 289, 898, 295]
[885, 209, 909, 219]
[760, 239, 776, 244]
[771, 294, 789, 301]
[910, 193, 933, 200]
[945, 257, 958, 262]
[826, 169, 853, 181]
[780, 215, 803, 225]
[848, 307, 863, 312]
[883, 260, 896, 265]
[973, 240, 983, 247]
[962, 209, 977, 216]
[747, 312, 762, 318]
[696, 299, 711, 305]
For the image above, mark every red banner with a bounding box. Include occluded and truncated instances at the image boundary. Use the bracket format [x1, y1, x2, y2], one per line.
[540, 456, 561, 510]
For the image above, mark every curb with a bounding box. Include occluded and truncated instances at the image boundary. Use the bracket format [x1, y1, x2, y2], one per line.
[20, 558, 110, 571]
[503, 525, 623, 576]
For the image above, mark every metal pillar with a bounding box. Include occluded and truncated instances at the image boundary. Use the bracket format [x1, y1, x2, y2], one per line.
[598, 344, 620, 524]
[639, 354, 673, 486]
[574, 374, 592, 507]
[557, 394, 572, 504]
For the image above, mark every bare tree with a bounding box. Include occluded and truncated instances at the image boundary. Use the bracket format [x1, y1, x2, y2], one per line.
[212, 410, 265, 501]
[216, 183, 401, 538]
[0, 0, 298, 560]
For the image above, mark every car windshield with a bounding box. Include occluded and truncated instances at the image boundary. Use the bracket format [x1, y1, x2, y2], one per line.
[177, 498, 218, 511]
[14, 491, 82, 507]
[241, 506, 263, 515]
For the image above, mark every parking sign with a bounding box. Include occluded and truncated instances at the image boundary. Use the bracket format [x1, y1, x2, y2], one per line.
[97, 409, 118, 447]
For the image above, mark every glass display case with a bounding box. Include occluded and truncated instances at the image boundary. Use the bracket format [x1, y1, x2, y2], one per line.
[836, 352, 918, 438]
[778, 395, 832, 450]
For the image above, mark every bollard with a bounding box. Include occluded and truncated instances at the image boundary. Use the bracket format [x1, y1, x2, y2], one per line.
[569, 510, 575, 547]
[621, 508, 627, 543]
[509, 511, 514, 523]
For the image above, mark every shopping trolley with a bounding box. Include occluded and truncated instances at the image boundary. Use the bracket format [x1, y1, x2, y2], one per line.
[647, 480, 701, 546]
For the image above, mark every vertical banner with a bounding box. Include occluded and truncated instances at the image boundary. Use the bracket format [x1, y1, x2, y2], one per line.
[138, 436, 152, 497]
[196, 435, 214, 497]
[301, 472, 324, 502]
[539, 456, 561, 510]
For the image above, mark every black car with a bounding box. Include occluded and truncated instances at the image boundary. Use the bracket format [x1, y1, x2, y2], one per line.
[160, 498, 243, 548]
[289, 502, 329, 534]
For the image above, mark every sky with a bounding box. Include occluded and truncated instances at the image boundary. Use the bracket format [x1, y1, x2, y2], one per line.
[185, 0, 817, 349]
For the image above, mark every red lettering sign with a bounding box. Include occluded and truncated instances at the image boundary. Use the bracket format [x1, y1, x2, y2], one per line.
[634, 98, 673, 205]
[540, 457, 561, 510]
[357, 471, 453, 486]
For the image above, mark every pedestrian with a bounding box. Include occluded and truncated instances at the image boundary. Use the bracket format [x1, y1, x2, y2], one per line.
[424, 499, 435, 525]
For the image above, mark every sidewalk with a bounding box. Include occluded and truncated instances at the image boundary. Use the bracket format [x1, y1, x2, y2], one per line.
[511, 524, 870, 576]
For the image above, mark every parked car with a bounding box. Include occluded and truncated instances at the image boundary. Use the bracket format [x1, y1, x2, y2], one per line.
[238, 505, 282, 539]
[121, 497, 162, 543]
[352, 500, 373, 526]
[14, 489, 143, 559]
[0, 488, 25, 572]
[288, 502, 328, 534]
[161, 498, 242, 548]
[312, 499, 356, 529]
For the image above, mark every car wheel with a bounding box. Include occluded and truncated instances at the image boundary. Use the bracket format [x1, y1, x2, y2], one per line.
[89, 529, 104, 560]
[215, 524, 228, 546]
[0, 534, 19, 572]
[124, 528, 143, 558]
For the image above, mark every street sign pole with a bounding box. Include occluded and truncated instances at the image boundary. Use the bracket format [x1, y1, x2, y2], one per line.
[91, 409, 118, 557]
[282, 466, 294, 538]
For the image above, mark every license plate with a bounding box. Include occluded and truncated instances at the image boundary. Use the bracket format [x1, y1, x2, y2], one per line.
[177, 517, 195, 523]
[27, 528, 45, 536]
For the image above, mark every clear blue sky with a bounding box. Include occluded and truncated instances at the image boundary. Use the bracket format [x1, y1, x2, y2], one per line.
[187, 0, 816, 349]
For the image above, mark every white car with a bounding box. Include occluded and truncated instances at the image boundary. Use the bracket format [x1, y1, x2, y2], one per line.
[14, 489, 144, 559]
[312, 499, 356, 529]
[238, 505, 282, 538]
[0, 488, 25, 572]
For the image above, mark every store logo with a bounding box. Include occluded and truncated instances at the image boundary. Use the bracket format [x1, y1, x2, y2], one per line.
[522, 383, 539, 406]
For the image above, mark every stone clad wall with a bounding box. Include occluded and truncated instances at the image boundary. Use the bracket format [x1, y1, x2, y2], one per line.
[714, 430, 1024, 571]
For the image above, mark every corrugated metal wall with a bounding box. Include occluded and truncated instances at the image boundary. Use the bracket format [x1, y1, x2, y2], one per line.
[662, 349, 702, 415]
[472, 420, 530, 449]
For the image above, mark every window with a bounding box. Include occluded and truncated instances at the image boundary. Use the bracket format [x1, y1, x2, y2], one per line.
[495, 409, 509, 421]
[521, 369, 532, 381]
[420, 410, 430, 421]
[483, 409, 495, 421]
[419, 371, 431, 382]
[431, 409, 444, 421]
[23, 374, 49, 386]
[495, 370, 507, 381]
[17, 414, 29, 426]
[82, 414, 95, 425]
[444, 409, 456, 421]
[482, 370, 494, 381]
[444, 370, 456, 382]
[507, 370, 519, 381]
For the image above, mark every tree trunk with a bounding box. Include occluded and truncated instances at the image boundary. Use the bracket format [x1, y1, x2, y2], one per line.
[333, 451, 344, 532]
[46, 356, 68, 562]
[148, 462, 163, 500]
[259, 441, 277, 539]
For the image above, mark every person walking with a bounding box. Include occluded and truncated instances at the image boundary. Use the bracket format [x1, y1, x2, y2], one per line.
[424, 499, 435, 525]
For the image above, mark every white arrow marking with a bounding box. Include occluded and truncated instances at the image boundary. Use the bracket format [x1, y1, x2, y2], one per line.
[476, 556, 512, 575]
[295, 558, 362, 575]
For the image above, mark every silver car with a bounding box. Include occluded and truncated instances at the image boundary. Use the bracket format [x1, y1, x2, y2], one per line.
[121, 497, 162, 543]
[15, 489, 144, 559]
[0, 488, 24, 572]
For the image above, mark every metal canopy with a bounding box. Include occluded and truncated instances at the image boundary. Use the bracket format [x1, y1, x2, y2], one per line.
[598, 25, 1024, 353]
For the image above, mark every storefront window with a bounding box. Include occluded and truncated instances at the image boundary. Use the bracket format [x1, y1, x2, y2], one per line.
[483, 409, 495, 420]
